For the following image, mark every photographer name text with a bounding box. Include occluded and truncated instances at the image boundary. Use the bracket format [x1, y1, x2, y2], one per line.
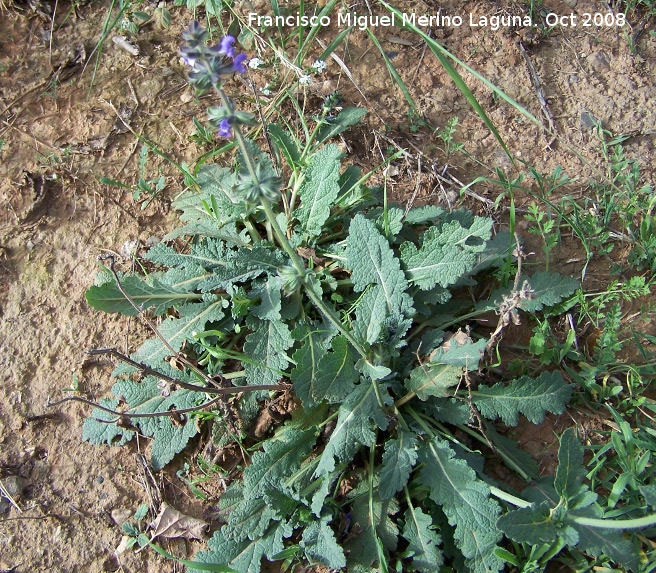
[248, 11, 626, 31]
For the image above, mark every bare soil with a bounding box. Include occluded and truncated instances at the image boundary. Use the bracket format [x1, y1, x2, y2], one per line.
[1, 0, 654, 570]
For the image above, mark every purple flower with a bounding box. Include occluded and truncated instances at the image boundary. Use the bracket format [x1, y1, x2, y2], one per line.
[231, 53, 248, 74]
[219, 35, 236, 58]
[217, 118, 233, 138]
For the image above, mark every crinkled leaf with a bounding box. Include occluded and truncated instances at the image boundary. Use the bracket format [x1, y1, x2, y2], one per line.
[640, 484, 656, 508]
[346, 214, 413, 344]
[376, 206, 404, 238]
[268, 123, 301, 168]
[110, 377, 204, 470]
[300, 518, 346, 569]
[243, 316, 294, 386]
[315, 382, 389, 476]
[82, 398, 134, 446]
[294, 144, 341, 238]
[473, 371, 572, 426]
[379, 431, 418, 500]
[403, 507, 443, 572]
[86, 275, 202, 316]
[145, 239, 228, 270]
[400, 218, 492, 290]
[403, 205, 444, 224]
[315, 107, 366, 145]
[196, 521, 290, 573]
[243, 426, 317, 499]
[554, 427, 587, 502]
[429, 336, 487, 369]
[571, 504, 641, 572]
[312, 335, 359, 403]
[165, 165, 247, 242]
[198, 243, 287, 292]
[224, 496, 277, 542]
[405, 363, 462, 400]
[418, 437, 503, 573]
[130, 297, 225, 368]
[290, 324, 333, 407]
[250, 276, 283, 321]
[520, 272, 580, 312]
[497, 501, 557, 545]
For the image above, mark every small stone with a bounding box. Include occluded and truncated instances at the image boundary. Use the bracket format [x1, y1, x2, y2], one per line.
[2, 475, 26, 498]
[580, 111, 598, 129]
[110, 507, 133, 525]
[180, 91, 194, 103]
[95, 475, 105, 484]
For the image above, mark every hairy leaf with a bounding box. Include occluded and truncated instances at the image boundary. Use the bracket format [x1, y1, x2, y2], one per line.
[379, 431, 418, 500]
[346, 214, 413, 343]
[312, 335, 359, 403]
[242, 426, 317, 499]
[224, 496, 277, 542]
[294, 144, 341, 238]
[400, 218, 492, 290]
[554, 427, 587, 502]
[82, 398, 134, 447]
[268, 123, 301, 168]
[520, 272, 580, 312]
[130, 297, 225, 367]
[403, 507, 443, 572]
[243, 316, 294, 386]
[497, 501, 557, 544]
[473, 371, 572, 426]
[86, 275, 202, 316]
[405, 363, 462, 400]
[315, 107, 367, 146]
[145, 239, 228, 270]
[290, 324, 333, 407]
[165, 165, 246, 242]
[315, 382, 389, 476]
[300, 518, 346, 569]
[198, 243, 287, 292]
[418, 437, 503, 573]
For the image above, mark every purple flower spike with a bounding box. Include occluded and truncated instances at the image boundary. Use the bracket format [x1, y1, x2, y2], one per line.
[219, 35, 236, 58]
[218, 118, 233, 138]
[232, 53, 248, 74]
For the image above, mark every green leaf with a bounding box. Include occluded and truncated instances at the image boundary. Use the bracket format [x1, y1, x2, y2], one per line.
[403, 205, 444, 224]
[519, 272, 579, 312]
[109, 377, 204, 470]
[82, 398, 134, 446]
[379, 431, 418, 500]
[428, 337, 487, 369]
[403, 507, 443, 572]
[196, 521, 290, 573]
[346, 214, 413, 343]
[571, 505, 641, 572]
[496, 501, 558, 544]
[250, 276, 283, 321]
[290, 324, 333, 407]
[198, 243, 286, 292]
[312, 335, 359, 403]
[165, 165, 246, 242]
[145, 239, 227, 270]
[400, 218, 492, 290]
[315, 382, 389, 476]
[554, 427, 587, 502]
[315, 107, 366, 146]
[268, 123, 301, 168]
[301, 518, 346, 569]
[473, 371, 572, 426]
[86, 275, 202, 316]
[405, 363, 462, 400]
[242, 426, 317, 499]
[224, 496, 277, 542]
[294, 144, 341, 238]
[418, 437, 503, 573]
[243, 316, 294, 386]
[640, 484, 656, 509]
[130, 297, 225, 368]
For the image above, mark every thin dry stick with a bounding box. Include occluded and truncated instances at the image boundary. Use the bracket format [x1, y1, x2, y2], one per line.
[516, 41, 557, 149]
[0, 478, 22, 513]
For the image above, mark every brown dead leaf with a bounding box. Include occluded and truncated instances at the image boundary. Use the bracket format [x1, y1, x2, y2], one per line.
[150, 503, 208, 540]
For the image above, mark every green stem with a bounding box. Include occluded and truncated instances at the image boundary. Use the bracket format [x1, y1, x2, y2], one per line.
[489, 485, 532, 509]
[570, 513, 656, 530]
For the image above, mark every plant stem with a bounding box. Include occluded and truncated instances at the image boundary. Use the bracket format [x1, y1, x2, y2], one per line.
[569, 513, 656, 530]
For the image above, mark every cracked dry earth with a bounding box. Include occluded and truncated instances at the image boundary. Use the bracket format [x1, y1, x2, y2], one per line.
[1, 0, 655, 570]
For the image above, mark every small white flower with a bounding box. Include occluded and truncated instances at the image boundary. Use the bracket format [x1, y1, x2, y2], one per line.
[311, 59, 327, 72]
[248, 57, 263, 69]
[299, 74, 313, 86]
[261, 87, 272, 96]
